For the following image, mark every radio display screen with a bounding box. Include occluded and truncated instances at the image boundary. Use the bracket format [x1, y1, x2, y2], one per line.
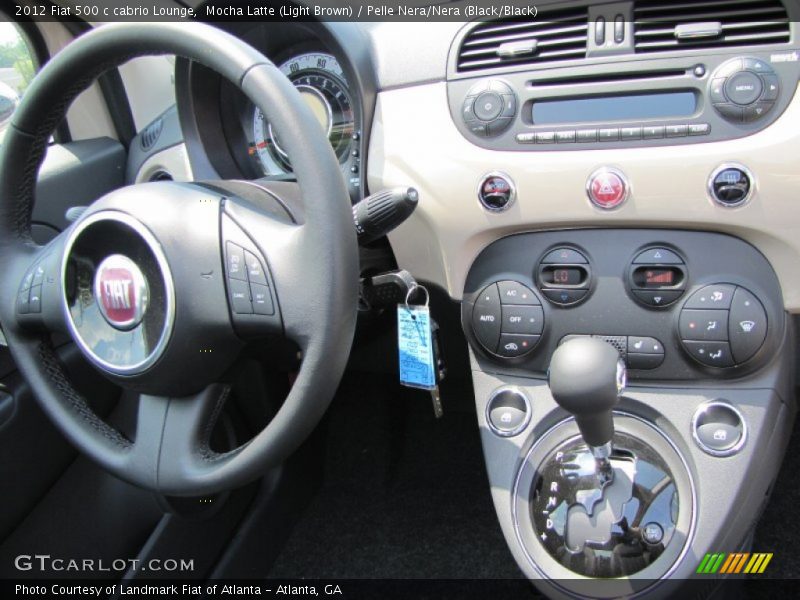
[532, 91, 697, 125]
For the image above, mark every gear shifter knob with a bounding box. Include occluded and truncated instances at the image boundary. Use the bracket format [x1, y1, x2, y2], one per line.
[548, 338, 626, 448]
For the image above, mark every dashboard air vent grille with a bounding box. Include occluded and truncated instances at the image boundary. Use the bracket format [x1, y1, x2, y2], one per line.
[140, 117, 164, 151]
[457, 7, 589, 72]
[633, 0, 791, 53]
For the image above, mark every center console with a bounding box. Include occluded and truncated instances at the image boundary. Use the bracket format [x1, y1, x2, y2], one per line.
[461, 229, 795, 597]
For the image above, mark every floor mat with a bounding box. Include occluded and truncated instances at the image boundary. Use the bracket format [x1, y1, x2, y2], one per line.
[268, 373, 525, 580]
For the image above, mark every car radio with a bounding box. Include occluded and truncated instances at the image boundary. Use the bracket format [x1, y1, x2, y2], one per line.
[448, 52, 800, 151]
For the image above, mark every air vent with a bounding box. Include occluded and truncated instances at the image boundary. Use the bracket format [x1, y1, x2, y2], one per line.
[457, 7, 589, 72]
[140, 117, 164, 151]
[634, 0, 790, 53]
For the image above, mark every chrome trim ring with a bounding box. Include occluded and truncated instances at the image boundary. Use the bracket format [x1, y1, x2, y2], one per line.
[691, 400, 748, 457]
[477, 171, 516, 213]
[485, 386, 532, 438]
[586, 167, 630, 210]
[511, 411, 697, 596]
[707, 162, 756, 208]
[61, 210, 176, 376]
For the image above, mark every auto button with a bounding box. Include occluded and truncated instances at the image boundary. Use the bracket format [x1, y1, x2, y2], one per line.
[472, 284, 502, 353]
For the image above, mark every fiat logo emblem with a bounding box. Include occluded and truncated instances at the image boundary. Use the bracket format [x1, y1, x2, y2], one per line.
[94, 255, 149, 331]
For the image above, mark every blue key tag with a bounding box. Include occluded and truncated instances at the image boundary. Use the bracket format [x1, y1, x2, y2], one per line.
[397, 285, 436, 390]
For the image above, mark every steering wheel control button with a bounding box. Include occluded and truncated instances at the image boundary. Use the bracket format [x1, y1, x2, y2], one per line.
[478, 172, 515, 212]
[683, 341, 735, 368]
[498, 281, 539, 306]
[501, 305, 544, 336]
[725, 71, 763, 105]
[684, 284, 736, 310]
[29, 287, 42, 313]
[729, 287, 768, 363]
[498, 334, 540, 358]
[226, 242, 247, 281]
[228, 279, 253, 315]
[472, 284, 502, 352]
[486, 387, 531, 437]
[709, 164, 754, 207]
[17, 260, 50, 316]
[693, 402, 746, 456]
[250, 283, 274, 316]
[244, 250, 268, 286]
[16, 289, 30, 314]
[587, 168, 628, 210]
[94, 255, 149, 331]
[680, 310, 730, 342]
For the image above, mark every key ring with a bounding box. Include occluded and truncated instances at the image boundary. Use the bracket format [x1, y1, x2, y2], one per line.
[404, 283, 430, 312]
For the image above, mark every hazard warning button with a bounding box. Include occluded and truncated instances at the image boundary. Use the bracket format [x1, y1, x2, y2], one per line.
[587, 168, 628, 209]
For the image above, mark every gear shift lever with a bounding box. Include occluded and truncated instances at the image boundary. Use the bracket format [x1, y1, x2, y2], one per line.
[548, 338, 626, 483]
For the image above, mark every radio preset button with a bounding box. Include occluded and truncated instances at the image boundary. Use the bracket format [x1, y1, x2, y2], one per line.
[576, 129, 598, 142]
[620, 127, 642, 140]
[598, 128, 619, 142]
[556, 130, 576, 143]
[536, 131, 556, 144]
[516, 133, 535, 144]
[665, 124, 688, 138]
[689, 123, 711, 136]
[643, 126, 665, 139]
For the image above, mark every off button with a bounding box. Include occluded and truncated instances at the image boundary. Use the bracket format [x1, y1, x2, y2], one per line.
[474, 92, 504, 122]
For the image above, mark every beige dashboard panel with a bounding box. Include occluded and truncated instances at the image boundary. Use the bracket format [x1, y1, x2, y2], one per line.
[368, 82, 800, 312]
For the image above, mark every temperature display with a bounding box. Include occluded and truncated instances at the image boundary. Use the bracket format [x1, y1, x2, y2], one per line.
[645, 269, 676, 285]
[552, 268, 583, 286]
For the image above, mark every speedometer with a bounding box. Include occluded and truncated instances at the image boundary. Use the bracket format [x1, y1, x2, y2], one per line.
[252, 52, 355, 176]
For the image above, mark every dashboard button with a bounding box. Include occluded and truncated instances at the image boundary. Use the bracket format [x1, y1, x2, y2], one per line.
[620, 127, 642, 140]
[710, 166, 752, 206]
[576, 129, 598, 142]
[598, 128, 619, 141]
[717, 59, 744, 78]
[680, 309, 729, 342]
[689, 123, 711, 136]
[488, 117, 513, 136]
[627, 336, 664, 355]
[743, 101, 774, 122]
[632, 290, 683, 307]
[556, 130, 577, 143]
[462, 97, 477, 123]
[728, 287, 767, 363]
[633, 248, 683, 265]
[587, 169, 627, 209]
[474, 92, 504, 121]
[468, 122, 488, 137]
[536, 131, 556, 144]
[742, 58, 772, 74]
[542, 289, 588, 306]
[684, 284, 736, 310]
[226, 242, 247, 281]
[642, 126, 665, 139]
[472, 284, 502, 352]
[683, 341, 735, 368]
[725, 71, 763, 106]
[627, 353, 664, 370]
[501, 305, 544, 335]
[542, 248, 589, 264]
[665, 124, 688, 138]
[761, 75, 780, 101]
[714, 103, 745, 123]
[497, 334, 540, 358]
[489, 80, 514, 94]
[501, 94, 517, 118]
[487, 388, 530, 435]
[516, 133, 535, 144]
[498, 281, 540, 305]
[228, 278, 253, 315]
[710, 78, 728, 103]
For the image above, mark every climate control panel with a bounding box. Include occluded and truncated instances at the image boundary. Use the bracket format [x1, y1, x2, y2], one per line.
[462, 230, 785, 380]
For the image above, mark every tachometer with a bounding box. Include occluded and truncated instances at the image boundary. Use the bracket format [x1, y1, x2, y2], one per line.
[252, 52, 354, 176]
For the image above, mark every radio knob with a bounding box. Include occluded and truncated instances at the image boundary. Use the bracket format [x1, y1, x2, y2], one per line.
[463, 80, 517, 137]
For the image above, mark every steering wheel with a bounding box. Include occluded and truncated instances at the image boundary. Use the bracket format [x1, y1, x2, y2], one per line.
[0, 23, 358, 496]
